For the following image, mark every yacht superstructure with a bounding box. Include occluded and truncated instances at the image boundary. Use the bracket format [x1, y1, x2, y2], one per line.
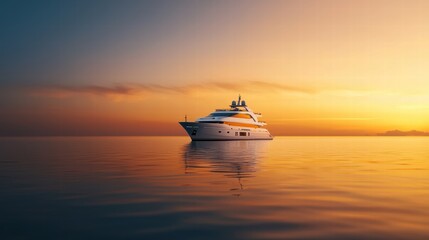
[179, 95, 273, 141]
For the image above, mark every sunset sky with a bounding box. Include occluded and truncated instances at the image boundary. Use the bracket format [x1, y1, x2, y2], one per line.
[1, 0, 429, 136]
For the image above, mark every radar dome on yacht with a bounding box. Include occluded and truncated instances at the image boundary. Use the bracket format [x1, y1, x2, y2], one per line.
[232, 100, 236, 106]
[241, 100, 246, 106]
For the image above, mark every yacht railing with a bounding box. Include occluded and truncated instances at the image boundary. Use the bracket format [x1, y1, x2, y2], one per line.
[215, 108, 244, 112]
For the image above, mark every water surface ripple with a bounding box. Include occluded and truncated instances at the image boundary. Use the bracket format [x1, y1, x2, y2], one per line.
[1, 136, 429, 239]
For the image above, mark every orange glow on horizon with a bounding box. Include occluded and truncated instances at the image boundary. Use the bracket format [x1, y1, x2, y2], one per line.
[2, 1, 429, 136]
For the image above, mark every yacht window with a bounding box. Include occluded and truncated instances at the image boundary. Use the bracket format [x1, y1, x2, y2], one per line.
[207, 113, 252, 118]
[218, 131, 221, 133]
[235, 132, 238, 136]
[208, 113, 237, 117]
[239, 132, 247, 136]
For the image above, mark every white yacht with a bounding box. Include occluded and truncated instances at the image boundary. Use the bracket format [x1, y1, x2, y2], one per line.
[179, 95, 273, 141]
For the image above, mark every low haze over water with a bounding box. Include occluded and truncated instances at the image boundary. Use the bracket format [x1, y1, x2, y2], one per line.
[1, 136, 429, 239]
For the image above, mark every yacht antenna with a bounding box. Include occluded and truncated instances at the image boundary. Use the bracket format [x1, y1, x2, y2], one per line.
[185, 114, 187, 122]
[238, 94, 241, 105]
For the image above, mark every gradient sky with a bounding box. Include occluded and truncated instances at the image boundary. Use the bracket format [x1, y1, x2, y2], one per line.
[1, 0, 429, 136]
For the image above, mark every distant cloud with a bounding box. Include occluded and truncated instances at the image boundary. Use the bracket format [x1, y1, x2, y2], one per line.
[199, 81, 317, 94]
[377, 130, 429, 136]
[32, 85, 138, 96]
[271, 117, 375, 122]
[23, 80, 316, 100]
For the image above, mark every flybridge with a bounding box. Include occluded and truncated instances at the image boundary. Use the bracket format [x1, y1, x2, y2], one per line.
[226, 95, 262, 116]
[215, 108, 245, 112]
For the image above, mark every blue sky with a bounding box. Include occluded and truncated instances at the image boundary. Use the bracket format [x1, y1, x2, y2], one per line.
[1, 0, 429, 135]
[1, 0, 207, 85]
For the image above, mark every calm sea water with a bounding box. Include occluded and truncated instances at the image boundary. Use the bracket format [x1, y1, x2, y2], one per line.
[1, 136, 429, 239]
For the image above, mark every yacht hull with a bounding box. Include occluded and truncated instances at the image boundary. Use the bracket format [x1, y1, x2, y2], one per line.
[179, 122, 273, 141]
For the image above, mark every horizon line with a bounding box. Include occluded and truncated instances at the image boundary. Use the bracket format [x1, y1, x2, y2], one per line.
[2, 135, 429, 137]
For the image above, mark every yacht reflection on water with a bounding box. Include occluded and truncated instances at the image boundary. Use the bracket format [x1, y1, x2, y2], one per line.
[182, 140, 269, 195]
